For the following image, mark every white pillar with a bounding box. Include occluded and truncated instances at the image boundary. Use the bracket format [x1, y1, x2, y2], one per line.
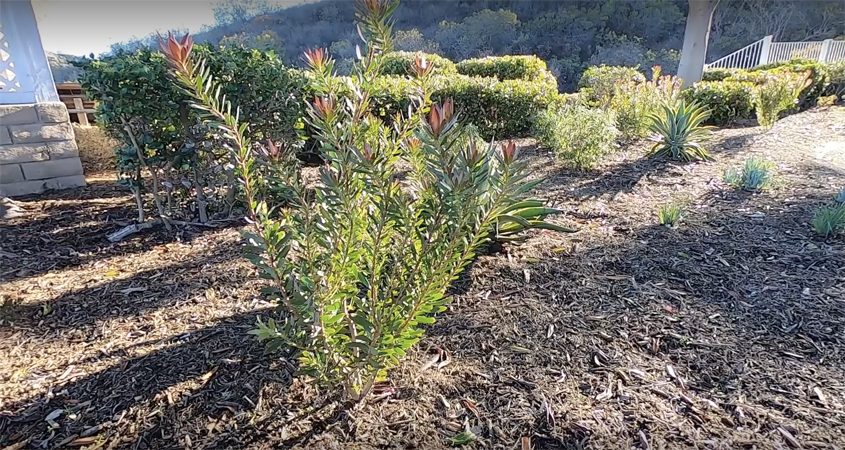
[758, 35, 773, 66]
[0, 0, 59, 104]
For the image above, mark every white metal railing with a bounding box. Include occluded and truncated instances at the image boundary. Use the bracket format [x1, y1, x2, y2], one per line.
[705, 36, 845, 70]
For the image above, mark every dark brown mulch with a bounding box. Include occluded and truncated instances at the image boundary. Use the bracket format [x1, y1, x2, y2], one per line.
[2, 107, 845, 450]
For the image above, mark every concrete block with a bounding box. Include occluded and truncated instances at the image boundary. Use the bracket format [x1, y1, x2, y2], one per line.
[35, 102, 71, 123]
[0, 143, 50, 163]
[0, 127, 10, 145]
[9, 122, 74, 144]
[0, 175, 86, 197]
[0, 164, 24, 183]
[0, 104, 39, 126]
[20, 158, 83, 180]
[48, 140, 80, 159]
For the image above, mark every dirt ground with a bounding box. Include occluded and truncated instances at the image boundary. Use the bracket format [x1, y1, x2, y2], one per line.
[2, 107, 844, 450]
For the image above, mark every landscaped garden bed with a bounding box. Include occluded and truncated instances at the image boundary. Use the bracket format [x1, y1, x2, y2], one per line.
[2, 106, 844, 449]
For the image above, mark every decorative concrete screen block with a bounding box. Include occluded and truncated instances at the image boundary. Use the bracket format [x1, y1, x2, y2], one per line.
[0, 1, 83, 197]
[35, 102, 70, 123]
[0, 104, 39, 125]
[0, 102, 85, 197]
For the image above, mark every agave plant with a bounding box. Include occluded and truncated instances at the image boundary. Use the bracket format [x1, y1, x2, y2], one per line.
[723, 157, 775, 192]
[648, 100, 713, 161]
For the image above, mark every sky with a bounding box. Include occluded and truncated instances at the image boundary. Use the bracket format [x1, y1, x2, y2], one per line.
[33, 0, 218, 56]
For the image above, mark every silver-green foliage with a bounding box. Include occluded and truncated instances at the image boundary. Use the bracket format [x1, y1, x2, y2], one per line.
[834, 187, 845, 204]
[723, 157, 775, 191]
[534, 104, 619, 170]
[647, 100, 712, 161]
[812, 204, 845, 237]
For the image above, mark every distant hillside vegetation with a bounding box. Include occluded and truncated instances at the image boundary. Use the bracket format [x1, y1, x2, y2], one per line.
[144, 0, 843, 90]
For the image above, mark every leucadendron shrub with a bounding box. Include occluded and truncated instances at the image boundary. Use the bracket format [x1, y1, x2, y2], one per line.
[751, 70, 812, 128]
[163, 0, 567, 401]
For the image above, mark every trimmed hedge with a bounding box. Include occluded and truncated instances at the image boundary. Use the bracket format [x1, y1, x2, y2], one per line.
[456, 55, 558, 88]
[681, 80, 755, 125]
[702, 68, 745, 82]
[381, 51, 457, 76]
[364, 73, 558, 139]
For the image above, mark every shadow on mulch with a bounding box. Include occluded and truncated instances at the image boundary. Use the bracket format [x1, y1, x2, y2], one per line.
[1, 178, 240, 283]
[0, 309, 299, 449]
[0, 242, 236, 339]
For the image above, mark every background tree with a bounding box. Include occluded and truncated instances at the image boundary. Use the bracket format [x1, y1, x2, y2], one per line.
[677, 0, 720, 87]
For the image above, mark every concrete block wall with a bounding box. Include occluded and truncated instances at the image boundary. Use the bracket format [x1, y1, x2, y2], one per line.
[0, 102, 85, 197]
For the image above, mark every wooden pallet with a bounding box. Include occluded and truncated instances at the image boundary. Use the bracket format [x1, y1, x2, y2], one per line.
[56, 82, 96, 125]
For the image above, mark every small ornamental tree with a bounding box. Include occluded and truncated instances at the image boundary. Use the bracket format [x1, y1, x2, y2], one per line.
[161, 0, 568, 401]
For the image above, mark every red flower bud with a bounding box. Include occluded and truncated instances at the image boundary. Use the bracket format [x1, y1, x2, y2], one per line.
[411, 53, 432, 78]
[502, 140, 518, 164]
[303, 48, 329, 71]
[158, 33, 193, 74]
[312, 96, 336, 121]
[427, 98, 454, 137]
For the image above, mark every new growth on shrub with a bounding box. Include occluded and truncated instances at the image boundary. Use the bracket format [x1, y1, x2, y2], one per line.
[723, 157, 776, 192]
[534, 104, 619, 170]
[609, 66, 681, 141]
[648, 100, 712, 162]
[162, 0, 566, 401]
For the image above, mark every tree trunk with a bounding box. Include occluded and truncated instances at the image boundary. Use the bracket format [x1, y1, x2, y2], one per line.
[678, 0, 720, 88]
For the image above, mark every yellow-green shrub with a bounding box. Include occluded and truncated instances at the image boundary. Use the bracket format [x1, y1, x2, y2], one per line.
[534, 104, 619, 170]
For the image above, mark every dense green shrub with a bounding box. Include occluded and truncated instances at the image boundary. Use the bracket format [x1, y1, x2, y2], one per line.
[381, 50, 457, 76]
[648, 100, 712, 161]
[702, 68, 745, 82]
[360, 72, 557, 139]
[681, 80, 755, 125]
[723, 157, 775, 191]
[165, 0, 565, 401]
[81, 45, 306, 225]
[456, 55, 557, 88]
[534, 104, 619, 170]
[578, 65, 646, 107]
[823, 62, 845, 100]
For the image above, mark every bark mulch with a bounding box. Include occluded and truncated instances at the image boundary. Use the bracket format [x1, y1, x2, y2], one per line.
[1, 107, 844, 449]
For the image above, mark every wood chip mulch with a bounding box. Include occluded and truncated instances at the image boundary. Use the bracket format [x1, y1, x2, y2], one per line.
[2, 107, 845, 449]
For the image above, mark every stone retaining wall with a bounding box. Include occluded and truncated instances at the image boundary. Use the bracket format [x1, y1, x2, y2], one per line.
[0, 102, 85, 197]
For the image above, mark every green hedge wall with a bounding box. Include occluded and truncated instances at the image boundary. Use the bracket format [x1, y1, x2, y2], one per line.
[681, 80, 755, 125]
[381, 51, 458, 77]
[361, 73, 558, 139]
[456, 55, 558, 89]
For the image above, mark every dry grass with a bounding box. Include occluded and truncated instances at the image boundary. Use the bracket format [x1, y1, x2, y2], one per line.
[73, 123, 117, 172]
